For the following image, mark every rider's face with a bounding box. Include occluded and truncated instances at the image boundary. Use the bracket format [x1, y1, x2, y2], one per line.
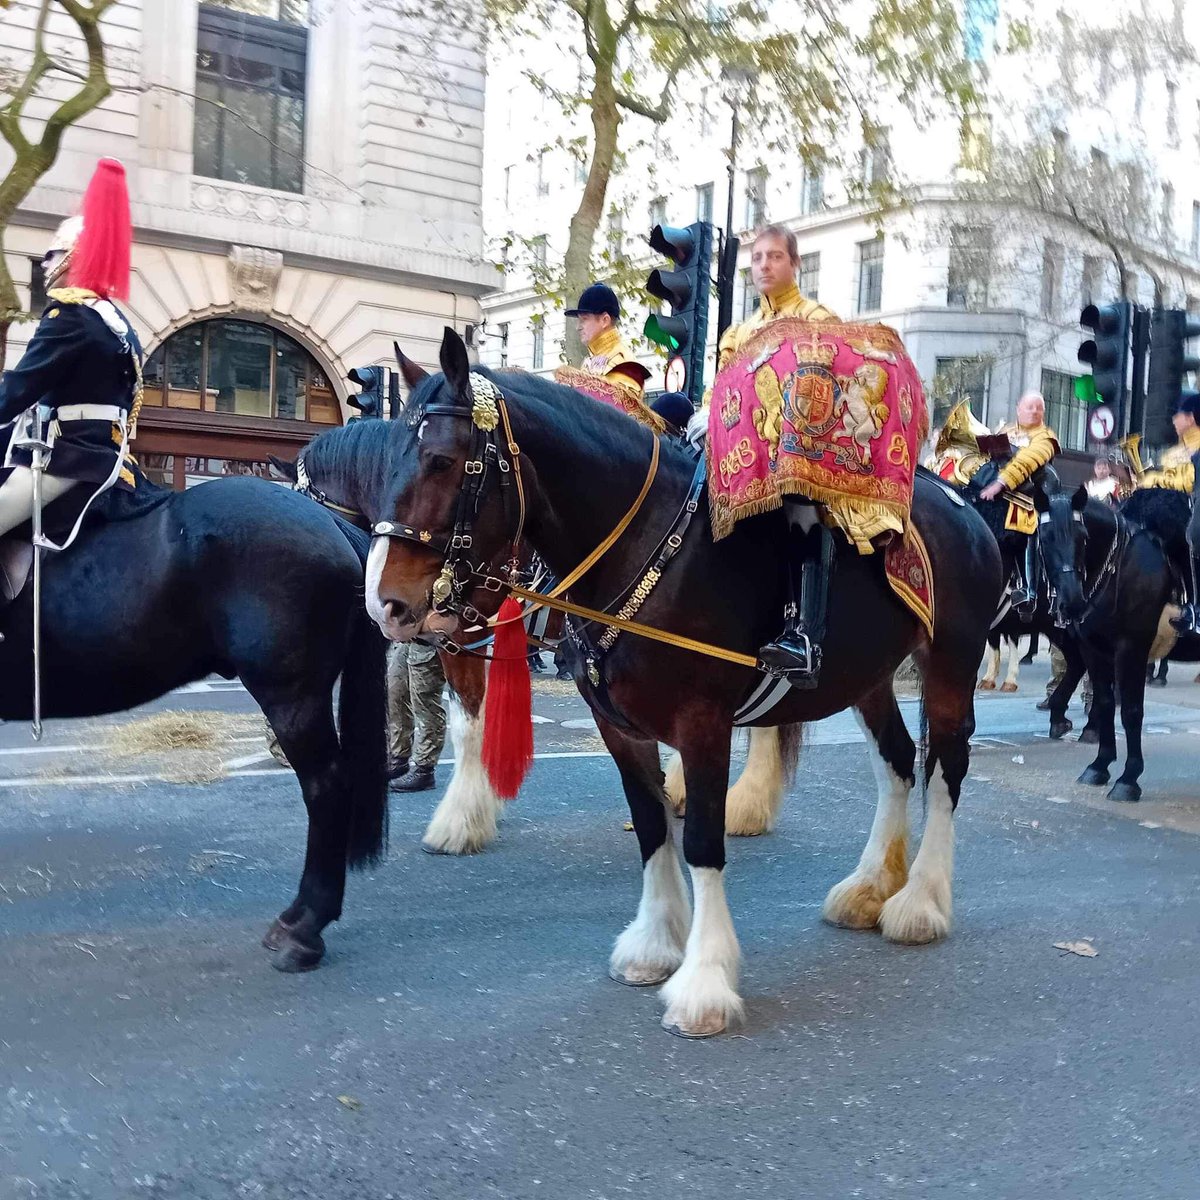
[1172, 409, 1196, 436]
[576, 311, 610, 347]
[751, 235, 795, 298]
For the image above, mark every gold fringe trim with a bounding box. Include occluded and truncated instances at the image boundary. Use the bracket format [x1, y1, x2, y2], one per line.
[884, 526, 935, 640]
[1005, 505, 1037, 535]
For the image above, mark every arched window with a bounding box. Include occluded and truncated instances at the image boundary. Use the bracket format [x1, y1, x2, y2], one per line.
[142, 318, 340, 424]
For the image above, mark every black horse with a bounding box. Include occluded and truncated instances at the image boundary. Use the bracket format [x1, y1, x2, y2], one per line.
[0, 474, 387, 969]
[356, 328, 1002, 1038]
[1035, 479, 1173, 802]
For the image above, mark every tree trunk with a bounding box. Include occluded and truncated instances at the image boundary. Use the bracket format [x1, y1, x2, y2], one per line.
[562, 69, 621, 365]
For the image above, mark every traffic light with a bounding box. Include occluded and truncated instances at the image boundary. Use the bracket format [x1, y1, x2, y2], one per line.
[347, 365, 386, 421]
[644, 220, 712, 406]
[1145, 308, 1200, 445]
[1077, 301, 1131, 409]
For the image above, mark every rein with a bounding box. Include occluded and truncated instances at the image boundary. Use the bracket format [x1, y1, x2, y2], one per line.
[371, 372, 760, 671]
[295, 456, 368, 526]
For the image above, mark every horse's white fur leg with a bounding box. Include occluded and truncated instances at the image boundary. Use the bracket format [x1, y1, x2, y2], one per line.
[725, 726, 784, 837]
[422, 698, 503, 855]
[823, 711, 910, 929]
[660, 866, 744, 1037]
[879, 761, 954, 945]
[1000, 637, 1021, 691]
[979, 643, 1000, 687]
[610, 837, 691, 985]
[663, 750, 687, 816]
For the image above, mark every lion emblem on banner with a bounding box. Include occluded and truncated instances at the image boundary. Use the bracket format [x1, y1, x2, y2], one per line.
[706, 318, 929, 552]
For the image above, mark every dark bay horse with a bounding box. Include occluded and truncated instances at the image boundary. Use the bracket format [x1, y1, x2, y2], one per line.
[1035, 480, 1173, 802]
[284, 378, 798, 851]
[0, 475, 387, 970]
[359, 329, 1002, 1038]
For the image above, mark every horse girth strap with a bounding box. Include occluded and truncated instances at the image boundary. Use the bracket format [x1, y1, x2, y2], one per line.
[502, 581, 759, 669]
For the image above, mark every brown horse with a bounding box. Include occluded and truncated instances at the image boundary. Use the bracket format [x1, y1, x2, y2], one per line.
[362, 330, 1003, 1036]
[281, 390, 790, 852]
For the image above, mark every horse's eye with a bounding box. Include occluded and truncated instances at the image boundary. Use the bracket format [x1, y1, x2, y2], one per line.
[428, 454, 455, 473]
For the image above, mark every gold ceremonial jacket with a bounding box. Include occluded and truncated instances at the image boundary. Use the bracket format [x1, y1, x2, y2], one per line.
[715, 282, 838, 374]
[1143, 425, 1200, 492]
[580, 328, 649, 399]
[996, 421, 1060, 490]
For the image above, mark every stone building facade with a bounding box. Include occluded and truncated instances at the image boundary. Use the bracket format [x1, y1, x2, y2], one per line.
[1, 0, 489, 485]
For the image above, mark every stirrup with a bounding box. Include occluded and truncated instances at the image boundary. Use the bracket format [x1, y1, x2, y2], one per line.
[1170, 605, 1200, 635]
[757, 631, 822, 690]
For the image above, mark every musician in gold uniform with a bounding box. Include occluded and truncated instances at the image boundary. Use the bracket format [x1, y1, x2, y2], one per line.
[715, 224, 839, 685]
[1141, 394, 1200, 633]
[565, 282, 651, 400]
[979, 392, 1060, 614]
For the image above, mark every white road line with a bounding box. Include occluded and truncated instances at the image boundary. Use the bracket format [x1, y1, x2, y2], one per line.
[0, 735, 264, 758]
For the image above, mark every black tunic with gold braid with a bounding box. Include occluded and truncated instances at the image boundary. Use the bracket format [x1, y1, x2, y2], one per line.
[0, 287, 142, 489]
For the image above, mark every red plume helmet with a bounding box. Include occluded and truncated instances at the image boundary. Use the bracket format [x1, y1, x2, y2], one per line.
[68, 158, 132, 300]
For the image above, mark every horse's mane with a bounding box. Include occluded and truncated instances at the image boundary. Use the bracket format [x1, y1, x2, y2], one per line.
[301, 418, 394, 501]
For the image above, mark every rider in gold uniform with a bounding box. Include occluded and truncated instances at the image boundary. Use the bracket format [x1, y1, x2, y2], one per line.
[978, 393, 1060, 614]
[565, 283, 651, 401]
[1141, 394, 1200, 633]
[717, 225, 838, 685]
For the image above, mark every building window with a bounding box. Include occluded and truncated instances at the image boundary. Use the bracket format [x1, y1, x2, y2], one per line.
[575, 156, 588, 186]
[1042, 368, 1087, 451]
[798, 251, 820, 300]
[503, 165, 512, 207]
[1051, 129, 1068, 188]
[862, 130, 890, 186]
[498, 322, 509, 368]
[28, 257, 47, 312]
[1192, 202, 1200, 258]
[1187, 295, 1200, 318]
[745, 166, 767, 229]
[800, 162, 824, 215]
[948, 225, 991, 310]
[531, 322, 544, 370]
[1124, 269, 1139, 302]
[699, 87, 714, 137]
[194, 3, 307, 194]
[1162, 184, 1175, 244]
[1167, 81, 1179, 147]
[857, 236, 884, 313]
[696, 182, 714, 224]
[531, 234, 547, 271]
[739, 267, 756, 319]
[933, 356, 990, 426]
[536, 150, 548, 197]
[141, 318, 338, 423]
[1040, 239, 1062, 318]
[649, 195, 667, 230]
[1081, 255, 1104, 308]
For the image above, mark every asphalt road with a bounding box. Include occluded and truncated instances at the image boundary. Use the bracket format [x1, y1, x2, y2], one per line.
[2, 661, 1200, 1199]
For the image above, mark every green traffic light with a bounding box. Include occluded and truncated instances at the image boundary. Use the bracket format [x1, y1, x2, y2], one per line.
[643, 313, 680, 352]
[1074, 375, 1097, 404]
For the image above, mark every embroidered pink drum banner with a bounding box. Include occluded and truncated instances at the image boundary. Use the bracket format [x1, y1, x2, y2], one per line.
[706, 318, 929, 551]
[553, 366, 666, 433]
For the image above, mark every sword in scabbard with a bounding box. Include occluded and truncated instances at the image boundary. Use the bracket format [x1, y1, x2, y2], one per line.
[17, 405, 54, 740]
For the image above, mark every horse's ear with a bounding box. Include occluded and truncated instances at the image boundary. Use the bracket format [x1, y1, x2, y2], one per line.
[1071, 484, 1089, 512]
[394, 341, 428, 390]
[268, 454, 298, 482]
[1034, 486, 1049, 513]
[439, 326, 471, 403]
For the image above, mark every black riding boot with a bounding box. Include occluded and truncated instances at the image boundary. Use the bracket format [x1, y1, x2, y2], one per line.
[758, 523, 834, 689]
[1170, 552, 1200, 635]
[1011, 534, 1038, 618]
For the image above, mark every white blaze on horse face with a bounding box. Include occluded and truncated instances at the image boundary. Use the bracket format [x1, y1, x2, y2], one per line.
[823, 710, 910, 930]
[365, 536, 415, 641]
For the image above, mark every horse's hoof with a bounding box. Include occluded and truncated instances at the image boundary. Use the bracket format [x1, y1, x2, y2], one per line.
[271, 935, 325, 973]
[662, 1014, 726, 1039]
[262, 917, 297, 951]
[1078, 766, 1110, 787]
[1107, 781, 1142, 803]
[977, 679, 996, 691]
[609, 965, 671, 988]
[1148, 677, 1167, 689]
[999, 682, 1018, 693]
[1049, 719, 1073, 740]
[1078, 728, 1100, 745]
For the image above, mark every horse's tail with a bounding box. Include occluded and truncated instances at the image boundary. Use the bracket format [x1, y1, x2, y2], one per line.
[339, 605, 389, 869]
[777, 722, 803, 787]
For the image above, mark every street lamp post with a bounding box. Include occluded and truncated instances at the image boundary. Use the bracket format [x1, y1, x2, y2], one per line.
[718, 66, 756, 339]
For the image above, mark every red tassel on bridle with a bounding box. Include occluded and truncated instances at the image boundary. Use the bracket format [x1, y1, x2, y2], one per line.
[69, 158, 132, 300]
[481, 596, 534, 799]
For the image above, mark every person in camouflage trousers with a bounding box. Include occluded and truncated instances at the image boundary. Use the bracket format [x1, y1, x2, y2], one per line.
[387, 641, 447, 792]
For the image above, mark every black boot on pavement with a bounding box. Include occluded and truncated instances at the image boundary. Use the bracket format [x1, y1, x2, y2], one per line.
[386, 757, 410, 783]
[390, 763, 436, 792]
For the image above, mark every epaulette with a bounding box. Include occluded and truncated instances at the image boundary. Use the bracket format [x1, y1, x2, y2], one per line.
[47, 287, 99, 305]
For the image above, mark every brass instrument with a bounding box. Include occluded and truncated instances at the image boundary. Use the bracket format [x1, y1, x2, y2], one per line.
[1119, 433, 1147, 482]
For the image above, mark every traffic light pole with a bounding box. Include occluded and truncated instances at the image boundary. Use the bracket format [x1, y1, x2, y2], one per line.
[1129, 305, 1149, 438]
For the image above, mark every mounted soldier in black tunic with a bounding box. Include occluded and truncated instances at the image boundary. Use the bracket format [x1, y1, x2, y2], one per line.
[0, 158, 141, 539]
